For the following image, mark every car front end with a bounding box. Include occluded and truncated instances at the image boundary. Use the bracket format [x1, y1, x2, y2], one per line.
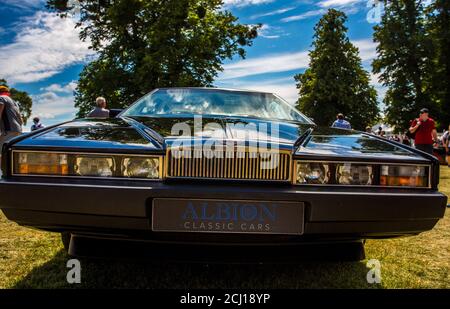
[0, 88, 447, 260]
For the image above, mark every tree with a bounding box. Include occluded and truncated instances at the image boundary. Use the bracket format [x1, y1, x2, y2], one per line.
[426, 0, 450, 129]
[295, 9, 379, 130]
[47, 0, 260, 117]
[0, 79, 33, 125]
[372, 0, 431, 131]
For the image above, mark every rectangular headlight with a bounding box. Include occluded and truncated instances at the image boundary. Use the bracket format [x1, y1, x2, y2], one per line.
[336, 163, 373, 185]
[12, 151, 162, 179]
[122, 157, 160, 179]
[380, 165, 429, 188]
[296, 162, 330, 184]
[74, 156, 115, 177]
[13, 152, 68, 176]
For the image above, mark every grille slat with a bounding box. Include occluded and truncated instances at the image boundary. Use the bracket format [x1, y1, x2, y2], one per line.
[167, 149, 291, 181]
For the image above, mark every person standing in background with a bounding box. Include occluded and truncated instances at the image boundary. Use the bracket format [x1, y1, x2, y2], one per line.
[0, 85, 23, 150]
[409, 108, 438, 155]
[31, 117, 44, 131]
[376, 126, 383, 136]
[402, 132, 411, 146]
[443, 125, 450, 166]
[87, 97, 110, 118]
[331, 113, 351, 130]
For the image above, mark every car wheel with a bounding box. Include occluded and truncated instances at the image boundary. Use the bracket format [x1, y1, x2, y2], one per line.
[61, 232, 71, 251]
[334, 240, 366, 261]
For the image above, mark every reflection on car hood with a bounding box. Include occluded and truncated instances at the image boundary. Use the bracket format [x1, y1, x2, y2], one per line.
[298, 132, 420, 160]
[129, 115, 312, 146]
[13, 118, 160, 151]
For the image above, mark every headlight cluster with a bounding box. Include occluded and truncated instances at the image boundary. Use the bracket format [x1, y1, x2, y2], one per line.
[295, 161, 429, 188]
[12, 151, 162, 179]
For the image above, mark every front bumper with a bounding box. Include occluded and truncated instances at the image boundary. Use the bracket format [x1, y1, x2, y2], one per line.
[0, 178, 447, 244]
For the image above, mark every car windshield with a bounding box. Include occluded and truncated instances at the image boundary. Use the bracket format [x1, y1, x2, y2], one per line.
[122, 88, 313, 123]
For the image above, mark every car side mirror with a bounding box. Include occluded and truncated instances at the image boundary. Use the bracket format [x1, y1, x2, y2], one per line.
[109, 109, 123, 118]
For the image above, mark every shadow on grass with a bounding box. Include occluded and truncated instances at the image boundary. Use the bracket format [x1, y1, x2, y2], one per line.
[13, 248, 383, 289]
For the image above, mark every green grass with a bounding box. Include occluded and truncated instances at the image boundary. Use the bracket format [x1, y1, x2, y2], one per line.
[1, 168, 449, 289]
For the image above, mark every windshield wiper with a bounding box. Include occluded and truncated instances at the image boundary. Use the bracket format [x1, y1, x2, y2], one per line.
[294, 127, 314, 148]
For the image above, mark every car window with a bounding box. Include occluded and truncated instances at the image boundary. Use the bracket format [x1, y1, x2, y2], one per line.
[122, 88, 313, 124]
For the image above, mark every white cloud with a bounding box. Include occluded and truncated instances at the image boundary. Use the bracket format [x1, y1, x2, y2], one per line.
[223, 0, 274, 8]
[0, 11, 94, 84]
[370, 73, 381, 86]
[22, 81, 79, 131]
[281, 9, 326, 22]
[31, 91, 77, 121]
[318, 0, 363, 8]
[220, 39, 375, 80]
[354, 39, 377, 63]
[218, 37, 384, 103]
[251, 6, 297, 19]
[369, 72, 387, 101]
[282, 0, 365, 22]
[41, 81, 78, 94]
[258, 24, 288, 39]
[1, 0, 45, 9]
[220, 51, 309, 80]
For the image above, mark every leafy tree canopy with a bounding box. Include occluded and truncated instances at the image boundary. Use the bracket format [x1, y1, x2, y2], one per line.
[425, 0, 450, 129]
[295, 9, 379, 130]
[372, 0, 431, 132]
[0, 79, 33, 125]
[47, 0, 260, 117]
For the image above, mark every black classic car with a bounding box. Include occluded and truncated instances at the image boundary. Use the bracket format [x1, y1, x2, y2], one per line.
[0, 88, 447, 261]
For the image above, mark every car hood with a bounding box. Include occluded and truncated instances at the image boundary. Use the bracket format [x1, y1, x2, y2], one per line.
[12, 118, 161, 153]
[297, 127, 425, 161]
[128, 116, 427, 161]
[129, 115, 311, 146]
[12, 116, 430, 162]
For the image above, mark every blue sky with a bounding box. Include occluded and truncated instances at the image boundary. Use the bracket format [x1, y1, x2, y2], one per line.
[0, 0, 386, 131]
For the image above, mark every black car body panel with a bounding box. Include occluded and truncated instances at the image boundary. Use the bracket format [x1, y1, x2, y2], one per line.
[10, 118, 162, 152]
[1, 179, 445, 238]
[0, 88, 447, 256]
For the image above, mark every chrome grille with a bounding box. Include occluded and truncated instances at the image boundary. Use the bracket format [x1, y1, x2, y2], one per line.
[167, 149, 291, 181]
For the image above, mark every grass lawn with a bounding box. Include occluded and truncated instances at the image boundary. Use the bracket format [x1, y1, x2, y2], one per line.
[0, 169, 449, 289]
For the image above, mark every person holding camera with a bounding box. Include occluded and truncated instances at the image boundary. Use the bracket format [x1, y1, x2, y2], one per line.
[409, 108, 438, 155]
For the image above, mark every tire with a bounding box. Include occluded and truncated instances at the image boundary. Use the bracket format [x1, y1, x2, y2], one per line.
[321, 240, 366, 261]
[61, 232, 71, 251]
